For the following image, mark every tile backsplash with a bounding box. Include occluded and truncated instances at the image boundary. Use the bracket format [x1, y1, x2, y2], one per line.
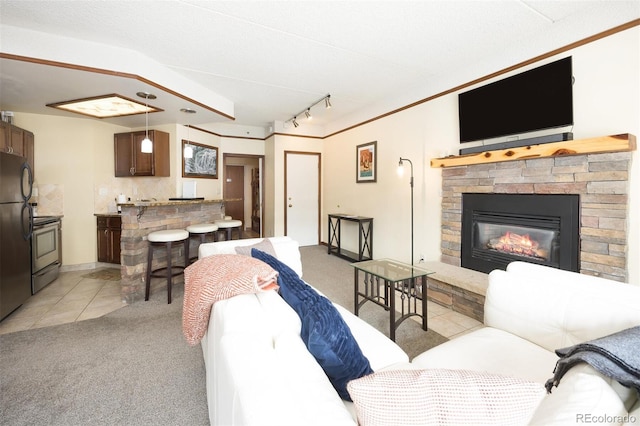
[94, 177, 175, 213]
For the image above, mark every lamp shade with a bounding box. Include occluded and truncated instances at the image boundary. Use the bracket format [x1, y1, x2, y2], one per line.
[141, 137, 153, 153]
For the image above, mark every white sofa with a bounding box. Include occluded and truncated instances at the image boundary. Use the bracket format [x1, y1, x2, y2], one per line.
[197, 237, 409, 426]
[412, 261, 640, 425]
[196, 237, 640, 425]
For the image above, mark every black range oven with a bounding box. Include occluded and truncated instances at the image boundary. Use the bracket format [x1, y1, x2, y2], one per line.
[31, 216, 61, 294]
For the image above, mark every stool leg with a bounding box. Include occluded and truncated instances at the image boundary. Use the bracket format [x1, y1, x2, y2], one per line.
[184, 237, 190, 268]
[145, 242, 153, 301]
[226, 228, 232, 241]
[166, 241, 173, 304]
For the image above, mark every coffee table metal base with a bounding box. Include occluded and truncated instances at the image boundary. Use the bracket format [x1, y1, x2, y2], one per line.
[351, 259, 433, 341]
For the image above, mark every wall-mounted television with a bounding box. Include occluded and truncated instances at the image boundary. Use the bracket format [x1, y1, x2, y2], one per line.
[458, 56, 573, 143]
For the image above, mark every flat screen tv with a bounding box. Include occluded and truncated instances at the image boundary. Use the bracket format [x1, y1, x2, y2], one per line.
[458, 56, 573, 143]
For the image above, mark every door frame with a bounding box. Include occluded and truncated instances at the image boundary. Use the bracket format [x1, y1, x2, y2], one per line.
[223, 153, 264, 237]
[284, 151, 321, 243]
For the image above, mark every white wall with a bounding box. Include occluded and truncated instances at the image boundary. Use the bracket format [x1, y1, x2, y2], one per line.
[15, 113, 129, 266]
[11, 26, 639, 284]
[323, 26, 640, 284]
[13, 115, 260, 268]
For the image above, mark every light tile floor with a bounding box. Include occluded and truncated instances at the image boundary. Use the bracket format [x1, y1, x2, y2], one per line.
[0, 267, 483, 339]
[422, 300, 484, 339]
[0, 268, 126, 335]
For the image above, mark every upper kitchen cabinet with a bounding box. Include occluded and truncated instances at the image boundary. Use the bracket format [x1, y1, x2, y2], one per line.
[1, 121, 35, 175]
[114, 130, 170, 177]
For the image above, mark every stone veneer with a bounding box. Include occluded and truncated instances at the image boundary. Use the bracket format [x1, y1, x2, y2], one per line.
[439, 151, 632, 282]
[119, 201, 225, 303]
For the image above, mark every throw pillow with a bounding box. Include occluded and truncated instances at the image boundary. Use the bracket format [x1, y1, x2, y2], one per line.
[182, 254, 279, 345]
[251, 248, 373, 401]
[234, 238, 277, 258]
[347, 368, 546, 426]
[251, 248, 319, 313]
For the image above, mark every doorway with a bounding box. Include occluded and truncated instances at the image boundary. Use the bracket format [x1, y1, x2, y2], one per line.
[224, 165, 244, 221]
[285, 151, 320, 246]
[223, 154, 263, 238]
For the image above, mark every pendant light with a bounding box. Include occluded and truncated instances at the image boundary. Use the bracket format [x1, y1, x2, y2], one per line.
[137, 92, 156, 153]
[181, 108, 196, 158]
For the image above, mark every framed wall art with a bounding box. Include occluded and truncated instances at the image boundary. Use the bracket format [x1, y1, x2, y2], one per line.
[182, 140, 218, 179]
[356, 141, 377, 183]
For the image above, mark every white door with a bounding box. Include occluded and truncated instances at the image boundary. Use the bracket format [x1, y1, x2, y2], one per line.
[285, 152, 320, 246]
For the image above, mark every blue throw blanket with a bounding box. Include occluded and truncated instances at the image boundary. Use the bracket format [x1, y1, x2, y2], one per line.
[545, 326, 640, 394]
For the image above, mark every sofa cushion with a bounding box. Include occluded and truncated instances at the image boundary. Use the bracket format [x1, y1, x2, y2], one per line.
[347, 368, 545, 426]
[199, 236, 303, 277]
[529, 364, 628, 425]
[411, 326, 558, 384]
[486, 264, 640, 352]
[252, 248, 373, 401]
[235, 238, 277, 257]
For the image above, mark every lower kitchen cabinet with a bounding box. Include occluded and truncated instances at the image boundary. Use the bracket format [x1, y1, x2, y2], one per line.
[97, 215, 122, 264]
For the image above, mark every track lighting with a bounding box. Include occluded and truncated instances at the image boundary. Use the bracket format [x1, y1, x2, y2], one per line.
[287, 94, 331, 128]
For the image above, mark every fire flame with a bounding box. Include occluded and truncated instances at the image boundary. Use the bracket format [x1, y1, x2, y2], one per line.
[490, 231, 546, 260]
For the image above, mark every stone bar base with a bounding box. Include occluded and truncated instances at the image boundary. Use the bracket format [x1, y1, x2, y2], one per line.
[423, 261, 488, 322]
[119, 200, 226, 303]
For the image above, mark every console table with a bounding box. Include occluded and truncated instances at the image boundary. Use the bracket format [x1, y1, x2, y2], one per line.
[351, 259, 434, 341]
[327, 214, 373, 262]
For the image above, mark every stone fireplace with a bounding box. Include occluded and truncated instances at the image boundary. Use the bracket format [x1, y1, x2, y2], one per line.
[461, 193, 580, 274]
[439, 150, 632, 282]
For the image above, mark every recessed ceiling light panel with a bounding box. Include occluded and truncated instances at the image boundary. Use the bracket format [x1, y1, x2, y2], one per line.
[47, 94, 162, 118]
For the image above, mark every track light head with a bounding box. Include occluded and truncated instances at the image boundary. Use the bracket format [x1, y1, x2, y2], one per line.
[288, 94, 331, 129]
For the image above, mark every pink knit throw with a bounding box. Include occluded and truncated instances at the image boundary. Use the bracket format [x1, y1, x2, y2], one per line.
[182, 254, 278, 345]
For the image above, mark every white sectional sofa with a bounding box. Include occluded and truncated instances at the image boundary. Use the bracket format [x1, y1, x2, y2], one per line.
[197, 237, 409, 426]
[194, 237, 640, 425]
[412, 261, 640, 425]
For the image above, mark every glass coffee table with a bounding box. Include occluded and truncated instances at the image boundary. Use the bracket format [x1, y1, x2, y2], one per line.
[351, 259, 434, 341]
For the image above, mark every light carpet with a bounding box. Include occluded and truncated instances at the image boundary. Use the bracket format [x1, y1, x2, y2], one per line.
[0, 244, 447, 425]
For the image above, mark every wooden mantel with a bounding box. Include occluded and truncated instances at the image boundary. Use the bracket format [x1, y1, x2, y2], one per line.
[430, 133, 636, 168]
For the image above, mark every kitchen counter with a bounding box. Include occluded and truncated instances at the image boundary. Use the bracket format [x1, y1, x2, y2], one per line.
[117, 198, 239, 208]
[116, 198, 235, 303]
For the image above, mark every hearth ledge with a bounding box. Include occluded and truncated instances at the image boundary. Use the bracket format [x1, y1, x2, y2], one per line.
[423, 261, 488, 322]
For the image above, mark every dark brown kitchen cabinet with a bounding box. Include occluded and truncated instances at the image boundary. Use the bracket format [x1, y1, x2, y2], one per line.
[114, 130, 169, 177]
[1, 121, 35, 176]
[97, 215, 122, 264]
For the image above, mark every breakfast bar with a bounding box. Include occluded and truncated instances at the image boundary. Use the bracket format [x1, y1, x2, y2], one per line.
[117, 198, 235, 303]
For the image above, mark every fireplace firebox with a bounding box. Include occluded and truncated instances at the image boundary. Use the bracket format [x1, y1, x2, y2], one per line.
[461, 193, 580, 274]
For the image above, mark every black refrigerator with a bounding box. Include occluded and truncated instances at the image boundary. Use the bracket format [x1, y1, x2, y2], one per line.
[0, 152, 33, 320]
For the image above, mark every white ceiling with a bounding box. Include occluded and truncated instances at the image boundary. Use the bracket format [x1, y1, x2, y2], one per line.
[0, 1, 638, 137]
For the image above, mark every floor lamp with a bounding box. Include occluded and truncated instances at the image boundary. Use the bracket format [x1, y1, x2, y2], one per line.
[397, 157, 414, 266]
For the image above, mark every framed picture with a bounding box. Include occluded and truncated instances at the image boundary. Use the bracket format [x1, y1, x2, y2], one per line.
[182, 140, 218, 179]
[356, 141, 377, 183]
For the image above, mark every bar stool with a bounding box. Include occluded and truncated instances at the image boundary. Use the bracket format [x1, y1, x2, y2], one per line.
[215, 219, 243, 240]
[186, 223, 218, 263]
[145, 229, 189, 304]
